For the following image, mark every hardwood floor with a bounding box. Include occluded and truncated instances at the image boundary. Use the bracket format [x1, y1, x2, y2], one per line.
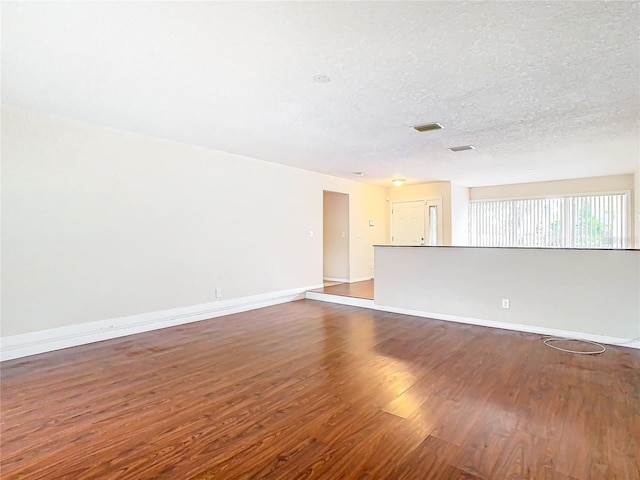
[310, 279, 374, 299]
[1, 299, 638, 479]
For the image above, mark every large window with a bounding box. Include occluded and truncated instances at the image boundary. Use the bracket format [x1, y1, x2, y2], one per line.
[469, 192, 628, 249]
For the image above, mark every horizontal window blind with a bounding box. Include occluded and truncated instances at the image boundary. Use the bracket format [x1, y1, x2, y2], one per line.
[469, 193, 628, 249]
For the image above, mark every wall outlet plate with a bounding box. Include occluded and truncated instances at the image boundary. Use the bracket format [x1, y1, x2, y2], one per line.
[502, 298, 510, 309]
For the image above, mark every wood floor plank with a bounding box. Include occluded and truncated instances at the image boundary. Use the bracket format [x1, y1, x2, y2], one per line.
[309, 280, 374, 299]
[1, 299, 638, 479]
[487, 429, 555, 480]
[438, 465, 485, 479]
[391, 434, 461, 479]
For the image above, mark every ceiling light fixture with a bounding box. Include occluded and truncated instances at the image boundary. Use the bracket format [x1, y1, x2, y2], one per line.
[448, 145, 475, 152]
[353, 172, 365, 176]
[392, 179, 405, 187]
[412, 122, 444, 132]
[313, 74, 331, 84]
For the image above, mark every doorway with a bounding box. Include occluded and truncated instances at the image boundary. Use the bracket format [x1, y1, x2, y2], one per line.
[323, 191, 350, 284]
[391, 199, 443, 245]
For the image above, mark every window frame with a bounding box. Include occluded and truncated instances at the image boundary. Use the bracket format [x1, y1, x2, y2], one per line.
[468, 190, 631, 249]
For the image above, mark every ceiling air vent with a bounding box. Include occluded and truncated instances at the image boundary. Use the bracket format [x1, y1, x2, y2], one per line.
[448, 145, 475, 152]
[412, 122, 444, 132]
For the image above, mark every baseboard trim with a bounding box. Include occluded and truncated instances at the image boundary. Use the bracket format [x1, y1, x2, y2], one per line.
[1, 284, 324, 362]
[306, 291, 374, 308]
[305, 292, 640, 350]
[322, 277, 372, 284]
[7, 284, 635, 362]
[349, 276, 373, 283]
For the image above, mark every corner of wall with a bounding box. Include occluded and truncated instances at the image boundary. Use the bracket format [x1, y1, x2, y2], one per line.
[634, 171, 640, 248]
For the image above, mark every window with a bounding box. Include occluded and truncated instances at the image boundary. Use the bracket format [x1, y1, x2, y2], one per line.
[469, 193, 628, 249]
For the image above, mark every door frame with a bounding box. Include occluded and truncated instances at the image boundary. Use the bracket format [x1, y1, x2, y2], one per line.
[390, 197, 443, 245]
[425, 198, 444, 246]
[322, 190, 350, 283]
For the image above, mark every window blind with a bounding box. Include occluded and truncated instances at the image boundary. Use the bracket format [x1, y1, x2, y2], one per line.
[469, 193, 628, 249]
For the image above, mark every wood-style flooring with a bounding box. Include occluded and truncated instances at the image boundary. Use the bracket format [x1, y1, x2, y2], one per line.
[311, 279, 374, 299]
[1, 299, 639, 479]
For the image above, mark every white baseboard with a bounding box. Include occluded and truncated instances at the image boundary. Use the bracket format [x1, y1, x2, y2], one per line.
[1, 284, 323, 362]
[323, 277, 372, 284]
[305, 291, 640, 350]
[349, 276, 373, 283]
[306, 291, 374, 308]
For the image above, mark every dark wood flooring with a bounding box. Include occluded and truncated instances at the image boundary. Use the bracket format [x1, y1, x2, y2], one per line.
[1, 299, 638, 479]
[310, 279, 374, 299]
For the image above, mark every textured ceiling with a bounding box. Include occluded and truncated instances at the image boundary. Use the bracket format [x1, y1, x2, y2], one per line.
[2, 1, 639, 187]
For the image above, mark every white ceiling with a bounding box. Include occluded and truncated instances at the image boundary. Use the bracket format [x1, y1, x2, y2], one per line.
[2, 1, 639, 187]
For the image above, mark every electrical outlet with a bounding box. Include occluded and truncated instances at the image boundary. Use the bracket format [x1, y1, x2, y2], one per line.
[216, 288, 222, 298]
[502, 298, 510, 309]
[309, 231, 314, 238]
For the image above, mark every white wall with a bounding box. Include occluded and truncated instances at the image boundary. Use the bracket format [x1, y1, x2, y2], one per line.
[470, 174, 634, 200]
[449, 182, 469, 246]
[375, 246, 640, 341]
[323, 191, 349, 281]
[635, 171, 640, 249]
[1, 106, 388, 336]
[347, 185, 386, 281]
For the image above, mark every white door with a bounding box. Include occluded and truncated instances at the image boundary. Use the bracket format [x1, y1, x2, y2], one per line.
[391, 201, 426, 245]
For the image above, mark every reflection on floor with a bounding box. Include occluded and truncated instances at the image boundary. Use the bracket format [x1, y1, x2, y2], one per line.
[310, 279, 374, 300]
[4, 299, 636, 478]
[323, 281, 343, 287]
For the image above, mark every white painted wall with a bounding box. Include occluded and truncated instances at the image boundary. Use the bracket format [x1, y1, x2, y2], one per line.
[450, 182, 469, 246]
[348, 186, 386, 281]
[635, 171, 640, 249]
[375, 246, 640, 340]
[1, 106, 388, 336]
[323, 191, 349, 281]
[470, 174, 634, 200]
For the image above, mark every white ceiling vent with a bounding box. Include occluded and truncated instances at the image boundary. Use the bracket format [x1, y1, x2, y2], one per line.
[448, 145, 475, 152]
